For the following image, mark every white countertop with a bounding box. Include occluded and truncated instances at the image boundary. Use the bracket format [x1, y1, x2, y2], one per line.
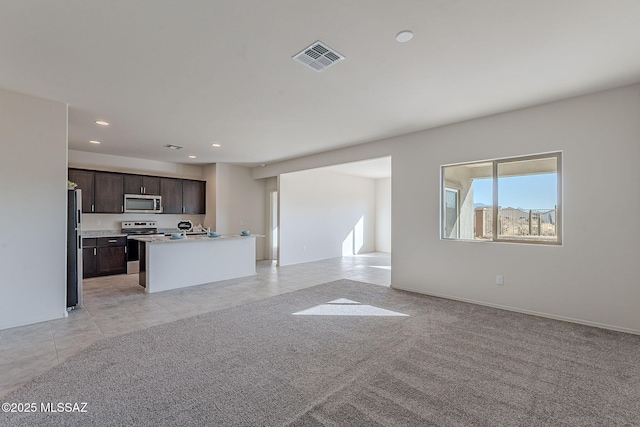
[82, 230, 126, 238]
[132, 234, 263, 243]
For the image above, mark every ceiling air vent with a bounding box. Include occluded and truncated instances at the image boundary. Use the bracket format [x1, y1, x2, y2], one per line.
[164, 144, 183, 150]
[293, 41, 344, 72]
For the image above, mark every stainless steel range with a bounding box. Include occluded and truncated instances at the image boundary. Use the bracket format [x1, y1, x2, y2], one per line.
[121, 221, 165, 274]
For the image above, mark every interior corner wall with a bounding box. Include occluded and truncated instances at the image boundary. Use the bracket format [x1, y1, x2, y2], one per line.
[203, 163, 217, 231]
[215, 163, 266, 260]
[375, 178, 392, 253]
[0, 89, 68, 330]
[279, 169, 376, 266]
[264, 176, 278, 260]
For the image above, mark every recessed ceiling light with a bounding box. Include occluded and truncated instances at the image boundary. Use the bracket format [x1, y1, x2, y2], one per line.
[188, 155, 196, 159]
[95, 120, 109, 126]
[211, 143, 221, 147]
[395, 30, 413, 43]
[89, 140, 100, 144]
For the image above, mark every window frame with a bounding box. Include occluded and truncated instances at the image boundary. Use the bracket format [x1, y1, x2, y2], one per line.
[441, 151, 562, 245]
[444, 187, 460, 239]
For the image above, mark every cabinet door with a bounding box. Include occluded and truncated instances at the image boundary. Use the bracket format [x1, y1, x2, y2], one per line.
[124, 174, 143, 194]
[96, 246, 127, 275]
[82, 247, 98, 278]
[160, 178, 183, 214]
[183, 180, 206, 214]
[95, 172, 124, 213]
[82, 238, 98, 278]
[142, 176, 160, 195]
[68, 169, 95, 213]
[124, 174, 160, 195]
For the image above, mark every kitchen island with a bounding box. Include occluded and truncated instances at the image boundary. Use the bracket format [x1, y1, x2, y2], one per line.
[136, 235, 256, 293]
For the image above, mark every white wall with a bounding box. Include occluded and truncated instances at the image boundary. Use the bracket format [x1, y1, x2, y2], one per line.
[279, 169, 376, 266]
[252, 83, 640, 334]
[264, 177, 278, 260]
[215, 164, 266, 260]
[375, 178, 391, 253]
[203, 163, 217, 231]
[0, 89, 68, 330]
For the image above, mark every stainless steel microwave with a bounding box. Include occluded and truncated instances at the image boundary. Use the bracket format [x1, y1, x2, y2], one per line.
[123, 194, 162, 214]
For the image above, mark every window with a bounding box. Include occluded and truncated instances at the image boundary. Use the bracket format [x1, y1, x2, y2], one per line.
[441, 152, 561, 245]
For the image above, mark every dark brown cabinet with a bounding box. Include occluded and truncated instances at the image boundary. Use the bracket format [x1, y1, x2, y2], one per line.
[69, 168, 205, 215]
[160, 178, 183, 214]
[83, 236, 127, 278]
[124, 174, 160, 195]
[82, 238, 98, 278]
[94, 172, 124, 213]
[183, 180, 206, 214]
[68, 169, 95, 213]
[161, 178, 206, 214]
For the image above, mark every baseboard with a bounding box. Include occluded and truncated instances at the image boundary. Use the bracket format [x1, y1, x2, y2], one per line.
[390, 284, 640, 336]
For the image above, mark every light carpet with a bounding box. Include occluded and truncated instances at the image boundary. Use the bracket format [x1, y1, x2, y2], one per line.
[1, 279, 638, 426]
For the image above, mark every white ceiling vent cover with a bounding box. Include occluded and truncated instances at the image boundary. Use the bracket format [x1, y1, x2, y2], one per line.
[293, 41, 344, 72]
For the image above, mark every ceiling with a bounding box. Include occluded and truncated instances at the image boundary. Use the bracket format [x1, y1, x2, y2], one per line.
[1, 1, 640, 167]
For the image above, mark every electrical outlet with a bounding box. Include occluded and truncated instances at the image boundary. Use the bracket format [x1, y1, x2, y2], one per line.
[96, 220, 101, 225]
[496, 275, 504, 285]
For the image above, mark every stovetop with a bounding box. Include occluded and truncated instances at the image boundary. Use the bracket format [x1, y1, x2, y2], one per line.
[121, 220, 159, 235]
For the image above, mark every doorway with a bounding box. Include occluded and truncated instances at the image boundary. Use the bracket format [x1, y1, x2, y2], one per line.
[269, 190, 278, 262]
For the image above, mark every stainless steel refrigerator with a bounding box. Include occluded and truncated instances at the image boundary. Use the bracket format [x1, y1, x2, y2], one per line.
[67, 188, 83, 309]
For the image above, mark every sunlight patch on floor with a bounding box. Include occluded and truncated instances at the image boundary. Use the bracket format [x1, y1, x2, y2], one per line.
[293, 299, 407, 317]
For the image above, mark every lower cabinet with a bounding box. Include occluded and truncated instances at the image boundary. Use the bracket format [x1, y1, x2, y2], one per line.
[83, 237, 127, 278]
[83, 239, 98, 277]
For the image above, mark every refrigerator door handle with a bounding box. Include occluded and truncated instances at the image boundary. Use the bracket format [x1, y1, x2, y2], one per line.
[78, 235, 82, 250]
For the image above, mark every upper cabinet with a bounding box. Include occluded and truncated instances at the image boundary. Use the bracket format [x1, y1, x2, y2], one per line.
[124, 174, 160, 195]
[69, 168, 205, 215]
[161, 178, 206, 214]
[68, 169, 95, 213]
[94, 172, 124, 213]
[160, 178, 183, 214]
[183, 180, 206, 214]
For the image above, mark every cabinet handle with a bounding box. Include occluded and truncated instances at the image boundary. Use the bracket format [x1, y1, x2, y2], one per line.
[121, 205, 124, 212]
[125, 247, 127, 254]
[182, 207, 185, 213]
[143, 187, 146, 194]
[92, 204, 95, 212]
[93, 248, 96, 256]
[108, 239, 117, 243]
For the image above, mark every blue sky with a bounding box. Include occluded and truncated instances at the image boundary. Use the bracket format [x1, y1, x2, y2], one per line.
[473, 174, 557, 209]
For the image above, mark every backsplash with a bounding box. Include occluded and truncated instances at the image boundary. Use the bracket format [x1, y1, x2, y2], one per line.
[83, 230, 123, 237]
[80, 213, 206, 232]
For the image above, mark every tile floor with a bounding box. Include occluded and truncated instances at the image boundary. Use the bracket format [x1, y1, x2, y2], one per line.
[0, 253, 390, 397]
